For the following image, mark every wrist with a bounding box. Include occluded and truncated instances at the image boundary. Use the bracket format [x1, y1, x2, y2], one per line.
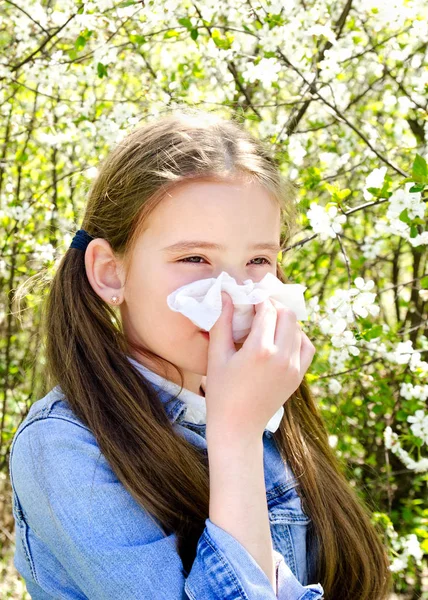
[206, 425, 264, 450]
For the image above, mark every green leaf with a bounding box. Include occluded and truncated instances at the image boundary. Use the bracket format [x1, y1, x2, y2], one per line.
[190, 29, 198, 41]
[366, 179, 392, 198]
[338, 188, 351, 200]
[361, 324, 383, 341]
[164, 30, 180, 39]
[75, 35, 87, 51]
[75, 29, 94, 52]
[246, 114, 261, 122]
[420, 276, 428, 289]
[305, 373, 318, 383]
[97, 62, 108, 78]
[17, 151, 28, 163]
[399, 208, 411, 224]
[396, 410, 408, 421]
[178, 17, 193, 30]
[325, 182, 352, 203]
[211, 28, 233, 49]
[412, 153, 428, 182]
[130, 34, 146, 45]
[410, 224, 418, 238]
[409, 183, 426, 193]
[264, 13, 285, 27]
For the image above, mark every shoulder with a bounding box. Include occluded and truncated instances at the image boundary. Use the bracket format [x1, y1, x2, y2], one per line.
[8, 387, 163, 550]
[9, 387, 103, 510]
[8, 395, 188, 599]
[11, 383, 98, 460]
[12, 385, 91, 439]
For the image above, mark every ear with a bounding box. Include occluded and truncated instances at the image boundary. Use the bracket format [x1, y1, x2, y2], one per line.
[84, 238, 125, 305]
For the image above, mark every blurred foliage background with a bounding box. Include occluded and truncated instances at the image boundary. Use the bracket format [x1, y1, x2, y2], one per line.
[0, 0, 427, 597]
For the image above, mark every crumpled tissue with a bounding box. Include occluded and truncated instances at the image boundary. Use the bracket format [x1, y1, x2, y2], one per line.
[167, 271, 308, 342]
[166, 271, 309, 434]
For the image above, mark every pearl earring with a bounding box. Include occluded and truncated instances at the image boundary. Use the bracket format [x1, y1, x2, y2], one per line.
[111, 295, 120, 304]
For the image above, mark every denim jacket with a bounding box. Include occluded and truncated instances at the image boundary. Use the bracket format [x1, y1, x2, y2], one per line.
[9, 358, 325, 600]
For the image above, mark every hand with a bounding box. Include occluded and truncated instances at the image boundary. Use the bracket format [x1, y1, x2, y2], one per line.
[204, 292, 316, 439]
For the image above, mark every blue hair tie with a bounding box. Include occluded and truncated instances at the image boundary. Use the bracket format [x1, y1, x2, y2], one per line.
[70, 229, 95, 251]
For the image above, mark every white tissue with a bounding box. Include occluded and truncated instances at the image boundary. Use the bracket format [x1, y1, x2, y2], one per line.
[166, 271, 308, 434]
[166, 271, 308, 343]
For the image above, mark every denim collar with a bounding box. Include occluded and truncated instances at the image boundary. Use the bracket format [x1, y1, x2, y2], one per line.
[126, 355, 206, 425]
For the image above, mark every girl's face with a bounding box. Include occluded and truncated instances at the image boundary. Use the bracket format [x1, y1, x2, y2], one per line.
[88, 177, 282, 395]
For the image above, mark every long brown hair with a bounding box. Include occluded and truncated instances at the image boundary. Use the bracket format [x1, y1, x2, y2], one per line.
[23, 109, 393, 598]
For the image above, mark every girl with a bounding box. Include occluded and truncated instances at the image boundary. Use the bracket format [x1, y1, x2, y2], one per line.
[9, 109, 392, 599]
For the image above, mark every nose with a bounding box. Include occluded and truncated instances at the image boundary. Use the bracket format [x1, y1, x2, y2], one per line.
[213, 270, 247, 286]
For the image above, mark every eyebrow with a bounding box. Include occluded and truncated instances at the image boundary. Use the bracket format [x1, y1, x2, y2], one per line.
[162, 241, 282, 254]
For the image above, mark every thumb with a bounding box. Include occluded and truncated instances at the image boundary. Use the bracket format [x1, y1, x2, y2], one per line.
[208, 291, 235, 358]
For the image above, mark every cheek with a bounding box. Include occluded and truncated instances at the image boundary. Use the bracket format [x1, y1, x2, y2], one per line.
[128, 264, 202, 335]
[146, 283, 200, 338]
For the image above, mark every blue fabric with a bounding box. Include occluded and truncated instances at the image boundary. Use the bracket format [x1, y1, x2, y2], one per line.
[9, 364, 325, 599]
[69, 229, 94, 251]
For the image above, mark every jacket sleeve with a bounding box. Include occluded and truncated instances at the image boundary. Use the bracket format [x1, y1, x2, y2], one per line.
[10, 417, 324, 600]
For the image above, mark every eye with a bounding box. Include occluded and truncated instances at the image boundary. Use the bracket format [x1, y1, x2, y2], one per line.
[177, 256, 206, 264]
[251, 257, 272, 265]
[177, 256, 272, 265]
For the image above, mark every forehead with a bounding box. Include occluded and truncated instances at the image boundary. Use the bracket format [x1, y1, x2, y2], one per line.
[139, 178, 281, 243]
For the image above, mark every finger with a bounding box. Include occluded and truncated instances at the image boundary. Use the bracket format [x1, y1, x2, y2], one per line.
[286, 323, 301, 377]
[299, 332, 316, 374]
[208, 291, 235, 361]
[244, 298, 277, 350]
[269, 298, 299, 352]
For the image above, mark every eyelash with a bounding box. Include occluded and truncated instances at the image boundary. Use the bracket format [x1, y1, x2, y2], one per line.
[177, 256, 272, 266]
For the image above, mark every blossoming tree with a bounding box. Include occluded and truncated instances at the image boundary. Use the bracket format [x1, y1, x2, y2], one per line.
[0, 0, 427, 596]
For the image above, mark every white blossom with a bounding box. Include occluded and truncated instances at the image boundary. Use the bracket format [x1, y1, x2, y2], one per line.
[387, 182, 425, 221]
[242, 58, 282, 87]
[328, 434, 338, 448]
[307, 203, 347, 240]
[384, 425, 428, 473]
[400, 382, 428, 401]
[330, 319, 360, 356]
[287, 136, 307, 166]
[407, 410, 428, 445]
[328, 379, 342, 395]
[363, 166, 387, 200]
[361, 236, 384, 260]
